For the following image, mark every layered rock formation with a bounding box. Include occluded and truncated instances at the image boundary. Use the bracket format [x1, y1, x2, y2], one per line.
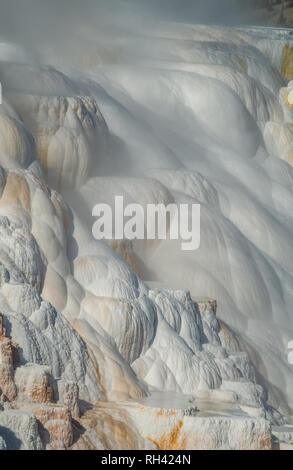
[0, 19, 292, 450]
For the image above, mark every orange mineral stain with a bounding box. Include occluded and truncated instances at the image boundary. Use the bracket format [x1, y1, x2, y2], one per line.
[147, 420, 187, 450]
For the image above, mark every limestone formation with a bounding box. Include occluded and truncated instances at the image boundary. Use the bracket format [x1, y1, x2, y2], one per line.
[0, 16, 292, 450]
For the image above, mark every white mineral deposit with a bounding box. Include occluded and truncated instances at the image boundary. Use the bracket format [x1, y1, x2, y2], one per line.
[0, 0, 292, 452]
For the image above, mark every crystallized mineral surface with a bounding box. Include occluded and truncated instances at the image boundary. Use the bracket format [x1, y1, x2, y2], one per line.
[0, 14, 292, 450]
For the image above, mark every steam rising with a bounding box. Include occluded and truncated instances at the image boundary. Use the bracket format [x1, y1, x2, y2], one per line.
[0, 0, 253, 61]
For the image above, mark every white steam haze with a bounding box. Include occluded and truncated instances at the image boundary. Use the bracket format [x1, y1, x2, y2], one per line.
[0, 0, 253, 60]
[0, 0, 293, 450]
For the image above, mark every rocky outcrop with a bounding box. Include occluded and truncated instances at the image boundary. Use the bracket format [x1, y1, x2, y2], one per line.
[0, 314, 18, 402]
[21, 403, 74, 450]
[0, 312, 94, 450]
[0, 410, 44, 450]
[14, 364, 54, 404]
[57, 381, 80, 419]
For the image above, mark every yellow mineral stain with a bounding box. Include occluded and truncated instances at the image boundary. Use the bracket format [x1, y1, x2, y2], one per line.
[156, 409, 177, 417]
[280, 88, 293, 110]
[0, 173, 31, 211]
[236, 57, 247, 73]
[281, 44, 293, 80]
[286, 149, 293, 165]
